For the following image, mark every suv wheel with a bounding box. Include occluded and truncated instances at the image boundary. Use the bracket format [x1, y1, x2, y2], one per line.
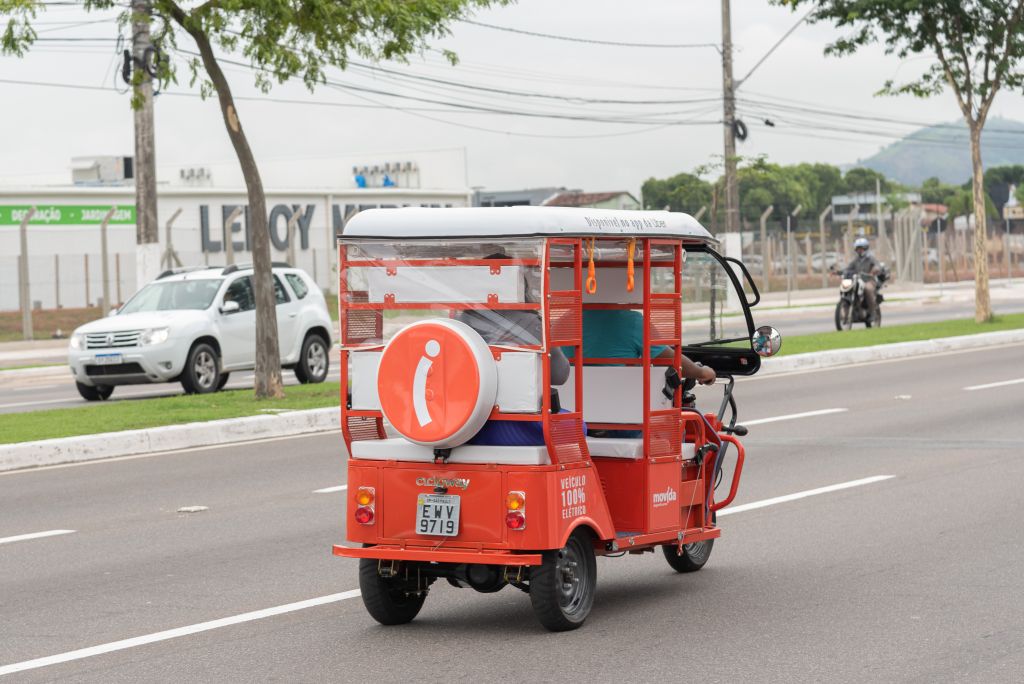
[294, 333, 329, 384]
[181, 342, 221, 394]
[76, 382, 114, 401]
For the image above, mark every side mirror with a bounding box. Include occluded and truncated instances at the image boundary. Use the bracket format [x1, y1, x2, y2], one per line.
[220, 300, 241, 315]
[751, 325, 782, 357]
[108, 308, 119, 317]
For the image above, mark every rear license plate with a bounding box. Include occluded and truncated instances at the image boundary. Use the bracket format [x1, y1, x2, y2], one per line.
[93, 353, 123, 365]
[415, 494, 460, 536]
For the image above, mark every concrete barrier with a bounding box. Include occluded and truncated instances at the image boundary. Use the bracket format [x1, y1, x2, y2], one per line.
[760, 328, 1024, 375]
[0, 407, 339, 472]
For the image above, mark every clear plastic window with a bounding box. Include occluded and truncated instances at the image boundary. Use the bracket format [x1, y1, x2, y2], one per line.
[681, 250, 752, 346]
[341, 239, 545, 348]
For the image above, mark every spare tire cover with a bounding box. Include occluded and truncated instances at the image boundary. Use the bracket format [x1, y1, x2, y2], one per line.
[376, 318, 497, 448]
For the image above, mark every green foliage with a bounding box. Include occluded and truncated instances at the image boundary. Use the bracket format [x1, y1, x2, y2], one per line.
[920, 176, 961, 205]
[843, 167, 890, 193]
[645, 161, 911, 226]
[0, 382, 341, 445]
[2, 0, 510, 100]
[777, 313, 1024, 356]
[775, 1, 1024, 128]
[946, 186, 998, 218]
[641, 172, 712, 213]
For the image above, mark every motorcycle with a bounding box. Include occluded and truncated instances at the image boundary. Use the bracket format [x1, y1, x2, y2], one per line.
[830, 264, 888, 331]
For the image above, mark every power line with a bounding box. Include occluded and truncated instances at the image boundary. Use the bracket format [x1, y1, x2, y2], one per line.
[460, 19, 719, 49]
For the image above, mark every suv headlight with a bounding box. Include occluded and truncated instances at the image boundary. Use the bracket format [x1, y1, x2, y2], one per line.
[140, 327, 170, 346]
[69, 332, 86, 350]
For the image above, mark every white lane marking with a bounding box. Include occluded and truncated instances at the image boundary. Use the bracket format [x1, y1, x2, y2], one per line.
[0, 475, 895, 674]
[313, 485, 348, 494]
[0, 590, 361, 677]
[743, 408, 847, 426]
[718, 475, 894, 516]
[963, 377, 1024, 391]
[0, 529, 75, 545]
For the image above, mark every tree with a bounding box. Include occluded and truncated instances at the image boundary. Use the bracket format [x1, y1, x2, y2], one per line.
[736, 159, 813, 223]
[641, 172, 713, 214]
[776, 0, 1024, 322]
[920, 176, 961, 206]
[2, 0, 507, 397]
[843, 167, 890, 194]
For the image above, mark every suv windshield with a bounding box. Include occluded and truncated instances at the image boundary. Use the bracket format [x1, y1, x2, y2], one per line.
[120, 279, 223, 314]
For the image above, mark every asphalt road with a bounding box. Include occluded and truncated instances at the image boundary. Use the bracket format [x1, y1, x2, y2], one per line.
[2, 343, 1023, 681]
[3, 292, 1023, 415]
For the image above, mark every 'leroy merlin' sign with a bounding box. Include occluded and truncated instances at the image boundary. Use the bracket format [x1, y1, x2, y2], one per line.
[0, 205, 136, 225]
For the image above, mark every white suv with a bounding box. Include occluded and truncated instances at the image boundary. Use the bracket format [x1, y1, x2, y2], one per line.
[68, 264, 334, 400]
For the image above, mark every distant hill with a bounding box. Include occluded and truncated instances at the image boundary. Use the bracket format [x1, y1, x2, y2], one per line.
[856, 117, 1024, 186]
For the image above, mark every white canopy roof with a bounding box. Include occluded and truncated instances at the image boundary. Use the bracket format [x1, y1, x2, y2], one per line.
[342, 206, 714, 241]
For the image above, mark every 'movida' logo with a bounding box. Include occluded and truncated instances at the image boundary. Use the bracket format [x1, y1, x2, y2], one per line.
[652, 486, 677, 507]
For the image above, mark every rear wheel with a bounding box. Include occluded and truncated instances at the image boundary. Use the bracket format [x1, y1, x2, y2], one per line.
[180, 343, 221, 394]
[529, 528, 597, 632]
[76, 382, 113, 401]
[358, 558, 427, 625]
[294, 333, 329, 384]
[662, 538, 714, 573]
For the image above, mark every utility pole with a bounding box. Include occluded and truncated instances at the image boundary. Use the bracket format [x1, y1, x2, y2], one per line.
[132, 0, 160, 289]
[720, 0, 740, 235]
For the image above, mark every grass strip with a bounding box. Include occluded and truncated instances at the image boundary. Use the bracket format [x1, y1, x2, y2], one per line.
[776, 313, 1024, 356]
[0, 382, 341, 445]
[2, 313, 1021, 444]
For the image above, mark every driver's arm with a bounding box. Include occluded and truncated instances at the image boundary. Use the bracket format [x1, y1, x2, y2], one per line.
[657, 348, 716, 385]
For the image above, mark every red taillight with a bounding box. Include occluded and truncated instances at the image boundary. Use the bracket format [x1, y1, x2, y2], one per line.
[506, 490, 526, 530]
[354, 505, 374, 525]
[506, 511, 526, 530]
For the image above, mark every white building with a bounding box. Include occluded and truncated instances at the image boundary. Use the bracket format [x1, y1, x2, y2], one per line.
[0, 185, 469, 311]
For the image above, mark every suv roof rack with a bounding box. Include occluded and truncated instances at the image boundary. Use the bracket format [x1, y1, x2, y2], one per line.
[221, 261, 292, 276]
[157, 265, 221, 280]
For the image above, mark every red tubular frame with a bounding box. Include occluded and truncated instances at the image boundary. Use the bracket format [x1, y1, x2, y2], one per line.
[710, 434, 746, 512]
[336, 233, 746, 560]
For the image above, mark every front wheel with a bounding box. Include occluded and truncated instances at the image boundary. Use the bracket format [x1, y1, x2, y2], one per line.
[180, 343, 221, 394]
[662, 538, 714, 573]
[294, 333, 329, 384]
[834, 300, 853, 331]
[358, 558, 427, 625]
[530, 528, 597, 632]
[76, 382, 113, 401]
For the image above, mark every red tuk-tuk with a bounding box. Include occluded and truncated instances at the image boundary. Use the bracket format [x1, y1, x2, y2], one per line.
[333, 207, 775, 631]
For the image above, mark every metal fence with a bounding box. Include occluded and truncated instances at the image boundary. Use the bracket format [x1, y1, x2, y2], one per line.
[734, 216, 1022, 296]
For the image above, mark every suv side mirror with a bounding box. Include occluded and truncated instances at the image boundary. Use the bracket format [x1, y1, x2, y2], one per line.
[220, 300, 241, 314]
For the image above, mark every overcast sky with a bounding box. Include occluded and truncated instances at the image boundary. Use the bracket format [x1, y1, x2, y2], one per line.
[3, 0, 1023, 196]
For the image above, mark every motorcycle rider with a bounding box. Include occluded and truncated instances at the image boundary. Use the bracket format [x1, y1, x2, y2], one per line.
[843, 237, 882, 320]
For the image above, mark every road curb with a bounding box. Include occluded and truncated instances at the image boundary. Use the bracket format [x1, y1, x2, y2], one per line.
[0, 408, 339, 472]
[760, 328, 1024, 375]
[2, 329, 1021, 472]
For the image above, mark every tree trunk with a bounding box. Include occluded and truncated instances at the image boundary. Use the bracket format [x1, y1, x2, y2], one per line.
[969, 124, 992, 322]
[191, 28, 284, 398]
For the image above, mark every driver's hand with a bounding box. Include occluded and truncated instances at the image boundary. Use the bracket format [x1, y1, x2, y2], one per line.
[698, 365, 716, 386]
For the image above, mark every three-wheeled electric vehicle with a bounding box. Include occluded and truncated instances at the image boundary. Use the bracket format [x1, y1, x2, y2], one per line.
[333, 206, 777, 631]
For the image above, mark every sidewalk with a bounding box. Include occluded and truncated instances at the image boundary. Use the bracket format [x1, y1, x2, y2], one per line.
[0, 339, 68, 370]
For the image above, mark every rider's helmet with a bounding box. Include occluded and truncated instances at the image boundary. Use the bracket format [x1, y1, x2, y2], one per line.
[854, 237, 869, 252]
